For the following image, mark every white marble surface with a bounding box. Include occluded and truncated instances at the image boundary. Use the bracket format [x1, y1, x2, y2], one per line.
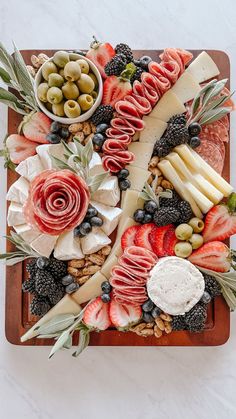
[0, 0, 236, 418]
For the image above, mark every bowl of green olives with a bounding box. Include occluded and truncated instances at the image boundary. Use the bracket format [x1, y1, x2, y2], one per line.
[34, 50, 103, 124]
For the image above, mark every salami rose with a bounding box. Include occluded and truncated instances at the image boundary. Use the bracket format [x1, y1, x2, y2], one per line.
[24, 169, 90, 235]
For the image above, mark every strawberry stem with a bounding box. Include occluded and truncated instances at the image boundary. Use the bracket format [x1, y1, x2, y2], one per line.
[90, 35, 100, 49]
[119, 62, 136, 82]
[227, 192, 236, 213]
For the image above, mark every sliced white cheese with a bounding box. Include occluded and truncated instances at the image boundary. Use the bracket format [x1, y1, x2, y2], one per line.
[91, 176, 120, 207]
[81, 227, 111, 255]
[149, 90, 186, 122]
[30, 234, 58, 258]
[128, 142, 154, 170]
[90, 200, 122, 236]
[21, 295, 81, 342]
[16, 155, 44, 182]
[101, 254, 118, 279]
[6, 177, 29, 204]
[7, 202, 25, 226]
[36, 143, 65, 169]
[13, 224, 41, 243]
[127, 166, 150, 191]
[184, 181, 214, 214]
[132, 131, 140, 142]
[171, 72, 201, 104]
[54, 229, 84, 260]
[89, 152, 106, 176]
[71, 271, 107, 305]
[186, 51, 220, 83]
[139, 116, 167, 143]
[121, 189, 141, 212]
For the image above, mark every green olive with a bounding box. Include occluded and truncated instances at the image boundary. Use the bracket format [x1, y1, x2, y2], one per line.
[42, 61, 58, 81]
[189, 234, 203, 250]
[37, 82, 49, 102]
[64, 100, 81, 118]
[174, 242, 192, 258]
[53, 51, 70, 68]
[189, 217, 205, 233]
[52, 101, 65, 117]
[175, 224, 193, 241]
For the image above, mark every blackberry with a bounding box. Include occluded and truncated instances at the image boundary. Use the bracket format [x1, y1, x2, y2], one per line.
[47, 258, 67, 280]
[90, 105, 114, 126]
[104, 54, 127, 76]
[184, 303, 207, 332]
[171, 315, 186, 331]
[22, 278, 36, 294]
[177, 201, 193, 224]
[115, 43, 133, 62]
[26, 259, 37, 278]
[168, 113, 186, 126]
[48, 283, 65, 305]
[153, 207, 180, 226]
[166, 125, 190, 147]
[35, 270, 56, 297]
[153, 138, 171, 158]
[30, 295, 51, 317]
[130, 67, 144, 84]
[159, 190, 180, 208]
[204, 274, 221, 298]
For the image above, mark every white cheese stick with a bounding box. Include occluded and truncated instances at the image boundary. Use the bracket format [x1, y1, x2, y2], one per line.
[128, 142, 154, 170]
[149, 90, 186, 122]
[171, 72, 201, 104]
[139, 116, 167, 143]
[193, 173, 224, 204]
[186, 51, 220, 83]
[71, 271, 107, 305]
[184, 181, 214, 213]
[158, 159, 202, 218]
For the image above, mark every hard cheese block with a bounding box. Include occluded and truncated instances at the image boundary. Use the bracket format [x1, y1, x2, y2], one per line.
[149, 90, 186, 122]
[90, 201, 122, 236]
[30, 234, 58, 258]
[139, 116, 167, 144]
[128, 142, 154, 170]
[15, 155, 44, 182]
[171, 72, 201, 104]
[91, 176, 120, 207]
[186, 51, 220, 83]
[6, 177, 29, 205]
[128, 166, 150, 191]
[7, 202, 25, 226]
[54, 229, 84, 260]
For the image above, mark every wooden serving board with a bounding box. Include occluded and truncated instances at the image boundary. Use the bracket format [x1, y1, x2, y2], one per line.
[5, 50, 230, 346]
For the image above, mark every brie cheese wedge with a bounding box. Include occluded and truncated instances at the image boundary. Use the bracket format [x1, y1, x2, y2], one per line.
[6, 177, 29, 204]
[30, 234, 58, 258]
[54, 229, 84, 260]
[16, 155, 44, 182]
[13, 224, 41, 243]
[7, 202, 25, 226]
[36, 143, 65, 169]
[91, 201, 122, 236]
[91, 176, 120, 207]
[81, 227, 111, 254]
[89, 152, 106, 176]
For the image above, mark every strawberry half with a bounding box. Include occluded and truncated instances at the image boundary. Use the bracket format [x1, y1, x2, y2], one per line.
[121, 225, 140, 251]
[109, 299, 142, 331]
[102, 63, 135, 107]
[83, 297, 111, 331]
[19, 111, 51, 144]
[188, 241, 231, 273]
[134, 223, 157, 252]
[86, 36, 115, 79]
[164, 227, 178, 256]
[149, 224, 174, 257]
[203, 203, 236, 243]
[6, 134, 37, 164]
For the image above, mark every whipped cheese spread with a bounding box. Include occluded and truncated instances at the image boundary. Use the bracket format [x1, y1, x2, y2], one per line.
[147, 257, 204, 315]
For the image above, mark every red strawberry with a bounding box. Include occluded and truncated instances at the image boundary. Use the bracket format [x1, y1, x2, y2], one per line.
[6, 134, 37, 164]
[19, 111, 51, 144]
[121, 225, 140, 251]
[164, 227, 178, 256]
[188, 241, 231, 273]
[102, 75, 133, 107]
[203, 204, 236, 243]
[149, 224, 174, 257]
[83, 297, 111, 331]
[86, 36, 115, 79]
[109, 299, 142, 330]
[134, 223, 157, 252]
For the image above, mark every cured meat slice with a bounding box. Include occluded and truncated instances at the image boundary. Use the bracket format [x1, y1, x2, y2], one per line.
[105, 134, 131, 146]
[106, 127, 135, 138]
[113, 291, 147, 305]
[102, 139, 129, 153]
[160, 48, 193, 74]
[124, 116, 145, 131]
[118, 256, 151, 277]
[111, 117, 136, 135]
[148, 62, 172, 93]
[201, 121, 229, 143]
[124, 94, 152, 115]
[196, 139, 224, 174]
[141, 72, 162, 96]
[124, 246, 157, 265]
[115, 100, 141, 119]
[110, 266, 147, 286]
[102, 151, 135, 173]
[200, 131, 226, 158]
[132, 80, 159, 107]
[220, 115, 230, 130]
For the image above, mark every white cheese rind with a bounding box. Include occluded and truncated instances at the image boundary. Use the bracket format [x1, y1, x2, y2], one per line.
[139, 117, 167, 144]
[36, 143, 65, 169]
[7, 202, 25, 226]
[127, 166, 150, 192]
[13, 224, 41, 243]
[186, 51, 220, 83]
[147, 257, 205, 315]
[89, 152, 106, 176]
[91, 176, 120, 207]
[54, 229, 84, 260]
[171, 72, 201, 104]
[149, 90, 186, 122]
[6, 177, 29, 204]
[16, 155, 44, 181]
[128, 142, 154, 170]
[30, 234, 58, 258]
[81, 228, 111, 255]
[90, 201, 122, 236]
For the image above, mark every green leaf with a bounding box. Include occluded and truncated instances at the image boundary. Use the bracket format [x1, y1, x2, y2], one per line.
[0, 67, 11, 84]
[36, 314, 76, 335]
[88, 172, 109, 193]
[72, 328, 90, 357]
[191, 79, 217, 115]
[221, 286, 236, 311]
[63, 334, 73, 349]
[83, 138, 94, 167]
[0, 42, 17, 82]
[0, 87, 27, 114]
[13, 43, 36, 104]
[50, 155, 77, 173]
[49, 330, 71, 359]
[203, 79, 228, 106]
[61, 140, 74, 156]
[199, 107, 231, 125]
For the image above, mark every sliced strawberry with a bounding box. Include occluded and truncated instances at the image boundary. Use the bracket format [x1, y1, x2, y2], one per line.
[164, 227, 178, 256]
[83, 297, 111, 331]
[20, 111, 51, 144]
[149, 224, 174, 257]
[102, 75, 132, 107]
[109, 299, 142, 330]
[134, 223, 157, 252]
[188, 241, 231, 273]
[203, 205, 236, 243]
[6, 134, 37, 164]
[86, 37, 115, 79]
[121, 225, 140, 251]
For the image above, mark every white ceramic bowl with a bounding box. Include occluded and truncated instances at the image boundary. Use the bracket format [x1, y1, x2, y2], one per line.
[34, 52, 103, 124]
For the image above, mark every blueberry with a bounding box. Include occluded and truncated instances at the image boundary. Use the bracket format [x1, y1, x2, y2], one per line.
[101, 293, 111, 303]
[189, 136, 201, 149]
[79, 222, 92, 236]
[119, 179, 131, 191]
[86, 207, 98, 219]
[142, 299, 155, 313]
[139, 56, 152, 69]
[74, 225, 85, 237]
[151, 306, 162, 318]
[142, 213, 153, 224]
[50, 121, 60, 133]
[144, 200, 158, 214]
[117, 168, 129, 180]
[90, 216, 103, 227]
[46, 133, 61, 144]
[201, 291, 211, 304]
[142, 312, 154, 323]
[59, 127, 70, 139]
[133, 59, 142, 67]
[96, 123, 109, 134]
[36, 257, 50, 269]
[65, 282, 79, 294]
[92, 133, 105, 148]
[133, 209, 145, 223]
[101, 281, 112, 293]
[188, 122, 201, 136]
[61, 274, 74, 286]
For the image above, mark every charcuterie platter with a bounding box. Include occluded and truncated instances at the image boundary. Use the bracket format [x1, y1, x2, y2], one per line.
[2, 43, 235, 358]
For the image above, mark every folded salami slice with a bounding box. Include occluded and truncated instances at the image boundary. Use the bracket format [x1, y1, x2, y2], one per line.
[124, 116, 145, 131]
[111, 117, 136, 135]
[106, 127, 135, 138]
[159, 48, 193, 74]
[118, 257, 150, 278]
[102, 151, 135, 173]
[113, 291, 147, 305]
[132, 80, 159, 107]
[141, 72, 162, 95]
[102, 139, 129, 153]
[147, 62, 172, 93]
[124, 246, 158, 265]
[124, 94, 152, 115]
[115, 100, 141, 119]
[110, 266, 146, 286]
[201, 121, 229, 143]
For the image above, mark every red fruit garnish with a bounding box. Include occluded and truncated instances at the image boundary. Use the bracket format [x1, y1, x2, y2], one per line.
[109, 299, 142, 330]
[164, 227, 178, 256]
[149, 224, 174, 257]
[6, 134, 37, 164]
[102, 75, 133, 107]
[203, 204, 236, 243]
[86, 36, 115, 79]
[134, 223, 157, 252]
[19, 111, 51, 144]
[83, 297, 111, 331]
[188, 241, 231, 273]
[121, 225, 140, 251]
